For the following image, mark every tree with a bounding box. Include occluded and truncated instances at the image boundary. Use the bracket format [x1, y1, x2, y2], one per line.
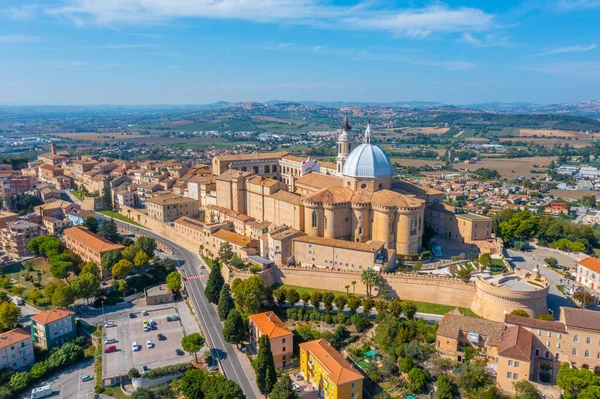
[133, 249, 150, 268]
[479, 254, 492, 271]
[71, 273, 100, 303]
[274, 287, 287, 306]
[407, 368, 428, 393]
[135, 236, 157, 257]
[270, 375, 300, 399]
[286, 289, 300, 306]
[218, 242, 234, 263]
[8, 371, 31, 392]
[112, 259, 134, 279]
[51, 285, 75, 307]
[510, 309, 530, 317]
[218, 284, 234, 321]
[256, 334, 277, 396]
[557, 364, 600, 399]
[322, 292, 335, 314]
[81, 262, 100, 278]
[361, 268, 379, 297]
[580, 387, 600, 399]
[83, 216, 99, 233]
[436, 375, 458, 399]
[181, 333, 205, 363]
[413, 261, 423, 272]
[128, 367, 141, 379]
[456, 360, 494, 394]
[166, 271, 182, 293]
[581, 195, 597, 208]
[229, 255, 244, 269]
[388, 299, 403, 316]
[310, 291, 322, 311]
[0, 301, 21, 331]
[27, 289, 43, 305]
[122, 245, 138, 262]
[50, 260, 74, 281]
[99, 219, 119, 243]
[28, 236, 61, 255]
[362, 298, 375, 317]
[399, 357, 414, 373]
[404, 341, 425, 361]
[223, 309, 245, 346]
[402, 300, 418, 320]
[347, 296, 361, 314]
[574, 291, 594, 308]
[181, 368, 206, 399]
[300, 292, 310, 309]
[457, 267, 472, 282]
[205, 262, 224, 304]
[514, 380, 540, 399]
[232, 275, 265, 314]
[350, 314, 370, 332]
[131, 388, 155, 399]
[333, 295, 347, 313]
[544, 257, 558, 268]
[101, 249, 123, 274]
[102, 187, 113, 211]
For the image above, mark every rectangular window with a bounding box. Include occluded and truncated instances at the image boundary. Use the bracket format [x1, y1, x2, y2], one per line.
[547, 331, 552, 337]
[508, 360, 513, 366]
[507, 372, 512, 379]
[514, 374, 519, 380]
[515, 361, 520, 367]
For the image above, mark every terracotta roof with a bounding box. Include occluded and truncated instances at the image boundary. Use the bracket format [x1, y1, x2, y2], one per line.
[246, 220, 271, 229]
[299, 339, 363, 385]
[295, 173, 343, 190]
[147, 194, 196, 206]
[578, 257, 600, 274]
[372, 190, 422, 208]
[437, 313, 505, 347]
[270, 227, 305, 241]
[211, 229, 255, 247]
[562, 307, 600, 332]
[498, 326, 533, 362]
[248, 311, 292, 339]
[303, 187, 354, 204]
[351, 190, 373, 204]
[174, 217, 205, 231]
[188, 175, 215, 184]
[271, 190, 302, 205]
[207, 205, 255, 222]
[293, 235, 383, 252]
[504, 314, 566, 333]
[248, 176, 280, 187]
[319, 161, 337, 170]
[31, 308, 75, 325]
[38, 200, 76, 210]
[0, 328, 31, 350]
[214, 151, 288, 162]
[64, 226, 125, 253]
[40, 164, 57, 171]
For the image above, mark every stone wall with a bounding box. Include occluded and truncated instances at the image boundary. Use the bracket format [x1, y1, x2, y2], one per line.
[132, 373, 185, 389]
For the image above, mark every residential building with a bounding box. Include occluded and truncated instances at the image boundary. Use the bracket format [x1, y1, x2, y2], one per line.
[299, 338, 363, 399]
[0, 211, 17, 229]
[63, 226, 124, 277]
[146, 194, 199, 222]
[0, 220, 47, 258]
[248, 311, 293, 368]
[35, 200, 79, 219]
[144, 284, 174, 305]
[425, 203, 492, 244]
[42, 216, 72, 236]
[559, 307, 600, 372]
[31, 308, 76, 350]
[0, 328, 34, 370]
[66, 209, 104, 226]
[576, 257, 600, 299]
[496, 326, 534, 392]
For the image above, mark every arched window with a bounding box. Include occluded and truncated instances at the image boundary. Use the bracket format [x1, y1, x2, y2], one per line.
[586, 337, 591, 344]
[574, 335, 579, 342]
[597, 352, 600, 359]
[265, 165, 270, 173]
[312, 211, 317, 228]
[253, 166, 259, 174]
[573, 348, 577, 355]
[585, 350, 590, 358]
[410, 216, 418, 235]
[272, 165, 277, 173]
[378, 183, 383, 189]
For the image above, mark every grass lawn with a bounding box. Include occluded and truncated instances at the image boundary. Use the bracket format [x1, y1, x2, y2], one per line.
[412, 300, 479, 317]
[272, 283, 356, 297]
[201, 256, 213, 269]
[71, 189, 85, 201]
[99, 210, 143, 227]
[1, 257, 58, 304]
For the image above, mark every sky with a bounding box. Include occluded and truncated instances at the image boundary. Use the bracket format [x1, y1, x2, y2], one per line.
[1, 0, 600, 105]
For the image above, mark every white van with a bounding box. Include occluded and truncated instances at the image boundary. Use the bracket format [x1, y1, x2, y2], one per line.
[31, 384, 52, 398]
[11, 296, 23, 305]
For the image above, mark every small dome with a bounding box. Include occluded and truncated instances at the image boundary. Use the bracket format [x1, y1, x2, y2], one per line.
[342, 143, 393, 178]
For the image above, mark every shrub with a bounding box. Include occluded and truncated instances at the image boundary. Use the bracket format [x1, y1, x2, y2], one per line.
[144, 363, 191, 379]
[129, 368, 141, 379]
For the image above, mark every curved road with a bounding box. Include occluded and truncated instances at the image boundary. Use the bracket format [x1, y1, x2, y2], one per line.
[112, 219, 260, 399]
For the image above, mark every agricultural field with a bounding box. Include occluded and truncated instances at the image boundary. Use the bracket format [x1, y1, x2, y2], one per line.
[518, 128, 590, 138]
[457, 156, 557, 179]
[52, 132, 147, 141]
[499, 137, 594, 148]
[548, 189, 600, 200]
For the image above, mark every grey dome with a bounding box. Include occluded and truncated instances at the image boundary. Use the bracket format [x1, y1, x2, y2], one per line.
[342, 143, 393, 178]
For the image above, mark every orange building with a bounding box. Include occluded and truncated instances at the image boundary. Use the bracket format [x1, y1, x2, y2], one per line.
[248, 311, 293, 368]
[63, 226, 124, 277]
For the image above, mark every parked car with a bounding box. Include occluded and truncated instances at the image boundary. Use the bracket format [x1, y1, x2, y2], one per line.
[293, 373, 302, 381]
[104, 322, 116, 328]
[132, 342, 140, 351]
[166, 316, 172, 322]
[149, 319, 156, 325]
[208, 363, 218, 372]
[171, 315, 179, 321]
[146, 340, 154, 349]
[292, 383, 301, 392]
[104, 338, 117, 344]
[103, 345, 116, 353]
[141, 365, 149, 374]
[150, 324, 157, 331]
[81, 375, 93, 382]
[176, 349, 184, 356]
[158, 333, 166, 341]
[129, 313, 136, 319]
[142, 311, 149, 316]
[143, 320, 148, 326]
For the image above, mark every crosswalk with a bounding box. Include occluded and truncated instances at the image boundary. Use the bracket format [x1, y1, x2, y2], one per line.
[185, 274, 204, 280]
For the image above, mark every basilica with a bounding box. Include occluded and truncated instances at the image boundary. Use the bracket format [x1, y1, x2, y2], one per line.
[208, 117, 447, 258]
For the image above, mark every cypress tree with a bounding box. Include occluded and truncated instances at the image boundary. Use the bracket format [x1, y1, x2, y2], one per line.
[204, 261, 224, 304]
[218, 284, 234, 321]
[223, 309, 245, 346]
[256, 335, 277, 395]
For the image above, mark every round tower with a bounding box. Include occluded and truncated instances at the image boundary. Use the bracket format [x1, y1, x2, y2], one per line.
[336, 115, 353, 175]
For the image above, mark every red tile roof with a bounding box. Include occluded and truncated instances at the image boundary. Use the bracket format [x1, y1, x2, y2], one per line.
[31, 308, 74, 325]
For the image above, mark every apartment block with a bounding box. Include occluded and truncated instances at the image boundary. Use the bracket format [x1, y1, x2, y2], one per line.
[63, 226, 124, 276]
[31, 308, 76, 350]
[0, 328, 34, 370]
[0, 220, 47, 258]
[248, 311, 293, 368]
[147, 194, 199, 222]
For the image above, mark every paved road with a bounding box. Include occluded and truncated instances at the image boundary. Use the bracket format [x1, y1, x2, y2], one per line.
[111, 219, 261, 399]
[22, 358, 95, 399]
[505, 249, 577, 317]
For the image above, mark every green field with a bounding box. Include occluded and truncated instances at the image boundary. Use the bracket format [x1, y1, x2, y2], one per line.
[1, 258, 58, 304]
[272, 283, 352, 297]
[99, 210, 143, 227]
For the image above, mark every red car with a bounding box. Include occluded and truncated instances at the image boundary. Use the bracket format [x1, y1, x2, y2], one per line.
[104, 345, 117, 353]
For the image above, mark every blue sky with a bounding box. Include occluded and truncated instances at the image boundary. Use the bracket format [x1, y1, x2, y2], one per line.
[1, 0, 600, 105]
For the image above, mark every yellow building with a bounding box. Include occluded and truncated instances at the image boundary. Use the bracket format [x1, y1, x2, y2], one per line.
[299, 339, 364, 399]
[425, 203, 492, 244]
[146, 193, 199, 222]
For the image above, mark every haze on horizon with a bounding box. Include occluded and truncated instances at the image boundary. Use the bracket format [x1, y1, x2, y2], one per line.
[2, 0, 600, 106]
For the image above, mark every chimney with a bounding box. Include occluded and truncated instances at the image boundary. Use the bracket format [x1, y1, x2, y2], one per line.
[50, 143, 57, 155]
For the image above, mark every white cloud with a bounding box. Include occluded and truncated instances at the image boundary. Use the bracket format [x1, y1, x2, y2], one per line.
[529, 44, 596, 57]
[47, 1, 493, 38]
[462, 33, 512, 48]
[1, 4, 38, 20]
[521, 61, 600, 79]
[102, 43, 159, 49]
[0, 35, 39, 43]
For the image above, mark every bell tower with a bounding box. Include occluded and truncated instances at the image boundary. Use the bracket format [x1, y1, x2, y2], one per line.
[336, 115, 353, 175]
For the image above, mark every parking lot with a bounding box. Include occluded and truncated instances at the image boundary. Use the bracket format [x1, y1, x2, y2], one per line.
[288, 370, 318, 399]
[102, 304, 194, 383]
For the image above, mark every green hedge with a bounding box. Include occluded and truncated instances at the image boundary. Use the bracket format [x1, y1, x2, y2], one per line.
[144, 363, 191, 380]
